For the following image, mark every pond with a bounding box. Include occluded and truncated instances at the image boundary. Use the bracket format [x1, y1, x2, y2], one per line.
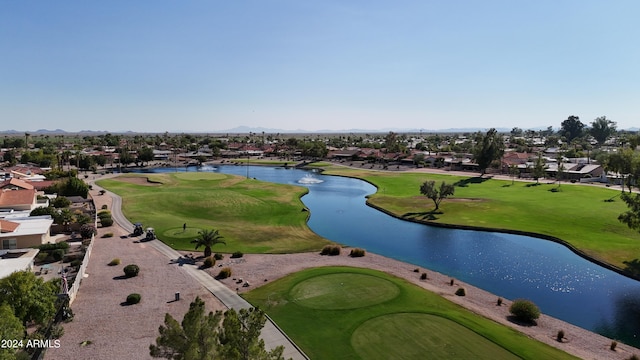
[130, 165, 640, 347]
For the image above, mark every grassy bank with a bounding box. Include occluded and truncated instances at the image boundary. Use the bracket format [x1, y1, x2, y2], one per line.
[243, 266, 578, 360]
[319, 166, 640, 272]
[97, 172, 329, 253]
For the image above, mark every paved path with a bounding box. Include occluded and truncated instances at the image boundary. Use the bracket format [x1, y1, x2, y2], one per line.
[101, 181, 308, 360]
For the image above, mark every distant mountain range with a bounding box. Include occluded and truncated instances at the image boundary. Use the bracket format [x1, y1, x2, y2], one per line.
[1, 126, 638, 135]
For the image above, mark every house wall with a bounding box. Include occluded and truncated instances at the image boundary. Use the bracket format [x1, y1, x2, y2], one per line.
[8, 233, 49, 248]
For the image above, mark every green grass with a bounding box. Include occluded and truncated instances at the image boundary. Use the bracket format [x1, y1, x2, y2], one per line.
[97, 173, 330, 253]
[243, 267, 578, 360]
[320, 166, 640, 271]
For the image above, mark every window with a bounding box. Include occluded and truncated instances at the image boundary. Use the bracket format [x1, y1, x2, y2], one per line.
[2, 238, 17, 250]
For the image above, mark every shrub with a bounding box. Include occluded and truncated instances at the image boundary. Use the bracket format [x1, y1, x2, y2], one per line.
[509, 299, 540, 323]
[320, 245, 341, 256]
[217, 267, 232, 279]
[203, 256, 216, 268]
[420, 272, 428, 280]
[102, 232, 114, 238]
[230, 251, 244, 259]
[80, 224, 97, 239]
[556, 330, 565, 342]
[52, 249, 65, 261]
[610, 341, 618, 351]
[214, 253, 224, 260]
[97, 210, 111, 218]
[52, 196, 71, 208]
[449, 279, 454, 286]
[36, 252, 48, 263]
[455, 287, 466, 296]
[413, 268, 419, 273]
[123, 264, 140, 277]
[70, 259, 83, 268]
[108, 258, 121, 266]
[349, 248, 365, 257]
[39, 242, 70, 251]
[100, 217, 114, 227]
[497, 298, 503, 306]
[50, 324, 65, 339]
[101, 204, 108, 209]
[126, 293, 141, 305]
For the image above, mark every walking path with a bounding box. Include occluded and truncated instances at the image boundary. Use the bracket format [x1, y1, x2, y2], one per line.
[105, 181, 307, 360]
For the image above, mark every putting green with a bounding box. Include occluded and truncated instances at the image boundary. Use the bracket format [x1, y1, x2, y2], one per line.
[289, 273, 399, 310]
[352, 313, 519, 360]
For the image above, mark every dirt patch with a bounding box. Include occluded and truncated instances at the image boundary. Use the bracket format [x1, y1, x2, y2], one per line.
[115, 175, 161, 186]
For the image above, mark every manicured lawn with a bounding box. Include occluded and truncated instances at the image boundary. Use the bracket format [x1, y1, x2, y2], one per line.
[320, 166, 640, 272]
[243, 267, 578, 360]
[97, 173, 330, 253]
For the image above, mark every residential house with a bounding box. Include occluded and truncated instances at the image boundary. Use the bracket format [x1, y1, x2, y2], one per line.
[0, 216, 54, 250]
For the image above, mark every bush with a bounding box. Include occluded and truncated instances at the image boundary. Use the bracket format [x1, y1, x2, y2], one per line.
[70, 259, 83, 268]
[610, 341, 618, 351]
[420, 272, 428, 280]
[349, 248, 366, 257]
[497, 298, 503, 306]
[217, 267, 232, 279]
[203, 256, 216, 268]
[100, 217, 114, 227]
[320, 245, 341, 256]
[413, 268, 420, 273]
[108, 258, 121, 266]
[97, 210, 111, 218]
[36, 252, 48, 263]
[230, 251, 244, 259]
[52, 196, 71, 208]
[39, 242, 70, 251]
[214, 253, 224, 260]
[455, 287, 466, 296]
[80, 224, 97, 239]
[556, 330, 565, 342]
[52, 249, 65, 261]
[509, 299, 540, 323]
[102, 232, 114, 238]
[123, 264, 140, 277]
[101, 204, 108, 209]
[126, 293, 141, 305]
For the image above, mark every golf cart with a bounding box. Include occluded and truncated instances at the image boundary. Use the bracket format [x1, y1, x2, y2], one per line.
[133, 223, 144, 237]
[145, 227, 156, 241]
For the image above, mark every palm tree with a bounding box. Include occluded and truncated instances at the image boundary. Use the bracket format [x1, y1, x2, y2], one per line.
[191, 229, 226, 257]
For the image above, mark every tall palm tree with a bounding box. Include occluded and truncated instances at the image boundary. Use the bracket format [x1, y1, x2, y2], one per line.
[191, 229, 226, 257]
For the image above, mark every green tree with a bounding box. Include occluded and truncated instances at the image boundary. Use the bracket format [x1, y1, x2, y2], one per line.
[559, 115, 585, 143]
[589, 116, 617, 145]
[0, 303, 25, 360]
[419, 180, 455, 211]
[219, 308, 285, 360]
[472, 128, 505, 176]
[138, 147, 155, 166]
[80, 224, 97, 239]
[531, 153, 547, 184]
[150, 296, 222, 360]
[150, 297, 285, 360]
[191, 229, 226, 258]
[0, 271, 57, 327]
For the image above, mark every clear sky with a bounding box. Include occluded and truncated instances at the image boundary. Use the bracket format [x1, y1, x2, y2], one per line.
[1, 1, 639, 133]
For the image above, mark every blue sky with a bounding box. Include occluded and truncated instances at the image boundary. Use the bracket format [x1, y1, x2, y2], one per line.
[1, 1, 639, 133]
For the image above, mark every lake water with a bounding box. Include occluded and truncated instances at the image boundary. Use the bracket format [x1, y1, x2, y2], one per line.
[131, 165, 640, 346]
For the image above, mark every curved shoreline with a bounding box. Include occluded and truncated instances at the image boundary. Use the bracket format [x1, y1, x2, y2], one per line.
[314, 168, 640, 282]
